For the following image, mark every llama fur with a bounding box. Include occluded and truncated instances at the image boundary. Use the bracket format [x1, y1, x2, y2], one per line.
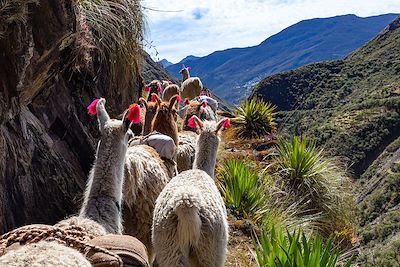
[162, 84, 180, 105]
[0, 241, 92, 267]
[180, 66, 203, 100]
[152, 118, 229, 267]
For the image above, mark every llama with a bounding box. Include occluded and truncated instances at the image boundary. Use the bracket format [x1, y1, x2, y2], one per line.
[0, 241, 92, 267]
[145, 80, 162, 102]
[139, 97, 158, 135]
[78, 98, 137, 234]
[0, 98, 140, 266]
[162, 83, 180, 105]
[180, 65, 203, 100]
[123, 95, 180, 262]
[152, 116, 230, 267]
[151, 94, 180, 145]
[176, 99, 217, 172]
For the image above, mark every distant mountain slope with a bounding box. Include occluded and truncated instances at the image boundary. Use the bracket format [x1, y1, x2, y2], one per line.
[251, 16, 400, 265]
[166, 14, 399, 103]
[158, 58, 173, 68]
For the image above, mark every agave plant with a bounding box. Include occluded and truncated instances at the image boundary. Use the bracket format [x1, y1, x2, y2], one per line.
[274, 136, 354, 239]
[218, 159, 267, 221]
[253, 226, 352, 267]
[234, 98, 277, 139]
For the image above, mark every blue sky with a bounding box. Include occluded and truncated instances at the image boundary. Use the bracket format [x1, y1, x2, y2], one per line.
[142, 0, 400, 63]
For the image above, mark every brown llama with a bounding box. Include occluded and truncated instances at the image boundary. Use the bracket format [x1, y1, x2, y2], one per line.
[151, 94, 179, 146]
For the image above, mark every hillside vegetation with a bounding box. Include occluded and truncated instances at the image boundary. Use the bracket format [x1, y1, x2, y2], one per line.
[167, 14, 398, 104]
[252, 16, 400, 176]
[251, 16, 400, 265]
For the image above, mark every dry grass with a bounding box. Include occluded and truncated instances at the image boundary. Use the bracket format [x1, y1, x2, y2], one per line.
[77, 0, 144, 85]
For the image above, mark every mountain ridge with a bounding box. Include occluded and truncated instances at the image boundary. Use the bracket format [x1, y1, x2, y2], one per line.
[166, 13, 399, 104]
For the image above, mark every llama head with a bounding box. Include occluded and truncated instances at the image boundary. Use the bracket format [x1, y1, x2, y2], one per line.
[90, 98, 136, 148]
[179, 64, 190, 77]
[139, 97, 158, 123]
[154, 94, 179, 122]
[183, 100, 213, 131]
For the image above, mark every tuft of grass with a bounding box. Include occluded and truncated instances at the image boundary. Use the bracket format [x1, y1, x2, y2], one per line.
[78, 0, 144, 84]
[253, 226, 352, 267]
[234, 98, 277, 139]
[273, 136, 355, 241]
[218, 159, 267, 222]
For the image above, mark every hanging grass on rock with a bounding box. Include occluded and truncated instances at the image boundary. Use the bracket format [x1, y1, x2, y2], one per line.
[78, 0, 144, 84]
[234, 98, 277, 139]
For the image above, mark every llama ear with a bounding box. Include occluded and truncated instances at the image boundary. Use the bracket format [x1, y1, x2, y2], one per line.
[216, 118, 230, 133]
[96, 98, 109, 133]
[169, 94, 179, 110]
[188, 115, 203, 130]
[152, 93, 162, 106]
[138, 97, 148, 109]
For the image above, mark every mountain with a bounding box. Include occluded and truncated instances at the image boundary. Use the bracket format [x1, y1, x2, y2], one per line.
[166, 13, 399, 104]
[251, 16, 400, 265]
[158, 58, 173, 68]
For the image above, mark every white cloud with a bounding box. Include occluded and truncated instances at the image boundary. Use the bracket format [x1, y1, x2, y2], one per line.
[142, 0, 400, 62]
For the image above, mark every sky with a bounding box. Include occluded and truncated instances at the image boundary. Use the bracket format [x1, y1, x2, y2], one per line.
[142, 0, 400, 63]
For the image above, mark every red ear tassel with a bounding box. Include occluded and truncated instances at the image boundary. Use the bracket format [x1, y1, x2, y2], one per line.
[187, 116, 197, 128]
[207, 92, 212, 97]
[87, 99, 100, 116]
[144, 86, 150, 92]
[202, 101, 207, 108]
[151, 94, 157, 102]
[184, 99, 189, 105]
[222, 119, 231, 129]
[127, 104, 141, 124]
[176, 95, 181, 103]
[157, 86, 162, 93]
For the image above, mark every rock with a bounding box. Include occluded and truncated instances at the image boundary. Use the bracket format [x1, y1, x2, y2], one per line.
[0, 0, 145, 233]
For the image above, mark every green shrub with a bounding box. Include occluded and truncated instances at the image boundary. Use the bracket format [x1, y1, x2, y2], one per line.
[273, 136, 354, 238]
[218, 159, 267, 221]
[235, 98, 277, 139]
[253, 226, 352, 267]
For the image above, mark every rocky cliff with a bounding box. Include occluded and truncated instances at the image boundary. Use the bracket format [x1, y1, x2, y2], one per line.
[0, 0, 146, 233]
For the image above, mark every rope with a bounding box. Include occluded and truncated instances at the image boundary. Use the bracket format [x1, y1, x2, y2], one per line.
[0, 225, 123, 266]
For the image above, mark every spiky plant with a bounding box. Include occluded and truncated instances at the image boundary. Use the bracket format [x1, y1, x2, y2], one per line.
[253, 226, 352, 267]
[77, 0, 144, 84]
[274, 136, 354, 238]
[234, 98, 277, 139]
[218, 159, 267, 221]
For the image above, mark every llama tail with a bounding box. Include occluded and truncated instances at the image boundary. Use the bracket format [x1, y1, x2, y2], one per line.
[175, 204, 201, 256]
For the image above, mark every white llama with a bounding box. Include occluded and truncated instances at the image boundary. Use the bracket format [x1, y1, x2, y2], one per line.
[152, 116, 230, 267]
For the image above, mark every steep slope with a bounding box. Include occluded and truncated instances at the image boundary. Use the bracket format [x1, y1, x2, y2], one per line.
[252, 16, 400, 176]
[167, 14, 398, 104]
[158, 58, 172, 68]
[251, 16, 400, 264]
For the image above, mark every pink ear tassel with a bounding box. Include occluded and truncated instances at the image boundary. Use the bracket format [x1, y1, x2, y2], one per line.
[157, 86, 162, 93]
[202, 101, 207, 108]
[207, 92, 212, 97]
[222, 119, 231, 129]
[187, 67, 191, 71]
[184, 99, 189, 105]
[127, 104, 141, 124]
[151, 94, 157, 102]
[144, 86, 150, 92]
[87, 99, 100, 116]
[187, 116, 197, 128]
[176, 95, 181, 103]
